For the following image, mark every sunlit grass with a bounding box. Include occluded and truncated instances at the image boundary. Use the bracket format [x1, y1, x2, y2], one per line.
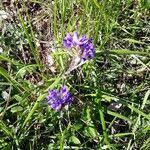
[0, 0, 150, 149]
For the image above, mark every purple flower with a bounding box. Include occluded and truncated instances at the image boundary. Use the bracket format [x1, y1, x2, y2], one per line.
[63, 32, 95, 60]
[47, 86, 74, 111]
[82, 42, 95, 60]
[63, 33, 73, 48]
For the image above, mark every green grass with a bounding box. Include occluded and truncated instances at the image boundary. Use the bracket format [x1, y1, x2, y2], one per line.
[0, 0, 150, 149]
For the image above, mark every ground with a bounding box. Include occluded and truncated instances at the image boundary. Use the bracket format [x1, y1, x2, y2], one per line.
[0, 0, 150, 150]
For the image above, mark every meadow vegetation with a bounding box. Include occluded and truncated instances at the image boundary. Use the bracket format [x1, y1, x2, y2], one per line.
[0, 0, 150, 149]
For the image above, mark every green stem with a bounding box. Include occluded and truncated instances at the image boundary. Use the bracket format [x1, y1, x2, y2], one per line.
[99, 102, 110, 145]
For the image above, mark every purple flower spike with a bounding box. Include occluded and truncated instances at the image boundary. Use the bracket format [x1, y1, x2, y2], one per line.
[63, 32, 95, 60]
[72, 32, 79, 46]
[47, 86, 74, 111]
[82, 42, 95, 60]
[63, 33, 73, 48]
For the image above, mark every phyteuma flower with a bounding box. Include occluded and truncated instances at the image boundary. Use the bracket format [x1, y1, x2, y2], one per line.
[63, 32, 95, 60]
[47, 86, 74, 111]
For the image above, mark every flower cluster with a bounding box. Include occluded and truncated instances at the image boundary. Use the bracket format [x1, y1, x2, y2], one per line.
[47, 32, 95, 111]
[63, 32, 95, 60]
[47, 86, 74, 111]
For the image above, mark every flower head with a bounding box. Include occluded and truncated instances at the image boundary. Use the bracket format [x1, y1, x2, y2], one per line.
[47, 86, 73, 111]
[63, 32, 95, 60]
[63, 33, 73, 48]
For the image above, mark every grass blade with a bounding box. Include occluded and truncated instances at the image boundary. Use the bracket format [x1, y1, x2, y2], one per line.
[107, 110, 133, 124]
[0, 66, 27, 92]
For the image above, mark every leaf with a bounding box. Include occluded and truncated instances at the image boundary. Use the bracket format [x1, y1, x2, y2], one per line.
[127, 104, 150, 120]
[85, 125, 97, 138]
[13, 95, 22, 102]
[16, 69, 26, 78]
[69, 136, 81, 145]
[11, 106, 23, 113]
[141, 90, 150, 110]
[16, 64, 39, 78]
[142, 125, 150, 134]
[107, 110, 133, 124]
[0, 54, 23, 66]
[92, 0, 102, 9]
[123, 38, 145, 45]
[19, 13, 41, 67]
[140, 137, 150, 150]
[110, 132, 134, 138]
[0, 121, 13, 137]
[101, 92, 150, 120]
[21, 94, 46, 129]
[110, 49, 149, 56]
[74, 123, 83, 131]
[0, 66, 27, 92]
[0, 107, 3, 112]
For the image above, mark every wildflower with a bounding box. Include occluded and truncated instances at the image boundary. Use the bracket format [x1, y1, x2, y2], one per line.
[63, 33, 73, 48]
[63, 32, 95, 60]
[47, 86, 73, 111]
